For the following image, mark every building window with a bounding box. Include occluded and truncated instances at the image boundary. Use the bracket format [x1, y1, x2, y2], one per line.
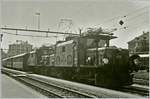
[67, 55, 72, 65]
[62, 46, 65, 52]
[56, 56, 60, 64]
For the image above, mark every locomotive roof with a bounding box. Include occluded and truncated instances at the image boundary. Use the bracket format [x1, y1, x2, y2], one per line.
[88, 47, 106, 51]
[41, 55, 49, 57]
[57, 40, 74, 47]
[87, 46, 118, 51]
[41, 54, 54, 57]
[82, 33, 117, 40]
[3, 53, 27, 61]
[29, 50, 36, 54]
[50, 54, 54, 56]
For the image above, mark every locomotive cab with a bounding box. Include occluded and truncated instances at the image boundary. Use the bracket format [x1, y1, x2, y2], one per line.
[73, 32, 133, 87]
[87, 47, 132, 87]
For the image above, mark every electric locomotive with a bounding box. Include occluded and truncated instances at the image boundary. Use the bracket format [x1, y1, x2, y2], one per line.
[25, 32, 136, 87]
[2, 31, 140, 88]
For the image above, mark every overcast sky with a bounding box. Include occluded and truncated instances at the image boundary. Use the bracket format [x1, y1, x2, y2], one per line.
[1, 0, 149, 51]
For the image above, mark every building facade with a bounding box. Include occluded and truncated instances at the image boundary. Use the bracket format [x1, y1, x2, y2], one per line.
[8, 40, 33, 57]
[1, 49, 8, 59]
[128, 32, 149, 54]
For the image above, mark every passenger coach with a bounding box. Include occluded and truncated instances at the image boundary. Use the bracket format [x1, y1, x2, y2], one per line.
[2, 53, 29, 71]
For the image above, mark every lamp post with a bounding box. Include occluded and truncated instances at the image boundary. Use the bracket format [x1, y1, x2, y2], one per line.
[35, 12, 40, 30]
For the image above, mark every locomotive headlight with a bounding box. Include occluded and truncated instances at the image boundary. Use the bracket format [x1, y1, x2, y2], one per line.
[102, 58, 109, 64]
[133, 58, 140, 65]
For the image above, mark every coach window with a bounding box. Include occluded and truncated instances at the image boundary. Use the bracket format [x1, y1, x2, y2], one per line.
[15, 58, 18, 62]
[20, 57, 23, 61]
[13, 58, 16, 62]
[62, 46, 65, 52]
[99, 55, 103, 65]
[17, 57, 21, 62]
[67, 55, 72, 65]
[56, 56, 60, 64]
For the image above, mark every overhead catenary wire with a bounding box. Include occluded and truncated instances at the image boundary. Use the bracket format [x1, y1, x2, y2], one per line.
[106, 6, 149, 33]
[1, 6, 148, 38]
[126, 20, 148, 30]
[126, 18, 148, 26]
[2, 31, 62, 38]
[126, 11, 148, 22]
[113, 19, 148, 33]
[125, 6, 149, 17]
[112, 11, 148, 29]
[94, 6, 149, 27]
[1, 27, 79, 35]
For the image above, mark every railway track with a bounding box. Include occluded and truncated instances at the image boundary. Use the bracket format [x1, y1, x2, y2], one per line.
[17, 76, 97, 98]
[133, 78, 149, 85]
[2, 70, 97, 98]
[120, 85, 149, 96]
[1, 68, 144, 98]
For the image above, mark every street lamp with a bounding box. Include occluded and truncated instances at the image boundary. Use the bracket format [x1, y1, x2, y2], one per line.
[35, 12, 40, 30]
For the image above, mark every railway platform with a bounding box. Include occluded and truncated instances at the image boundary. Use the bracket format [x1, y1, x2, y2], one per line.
[2, 68, 146, 98]
[1, 74, 47, 98]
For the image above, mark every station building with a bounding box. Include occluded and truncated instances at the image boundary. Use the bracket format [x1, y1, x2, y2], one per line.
[128, 32, 149, 55]
[7, 40, 33, 57]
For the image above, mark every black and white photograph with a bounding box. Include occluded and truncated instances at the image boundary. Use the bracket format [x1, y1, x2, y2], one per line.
[0, 0, 149, 98]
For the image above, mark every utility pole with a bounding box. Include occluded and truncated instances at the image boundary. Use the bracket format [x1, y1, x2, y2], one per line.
[35, 12, 40, 30]
[0, 33, 3, 69]
[0, 34, 3, 42]
[0, 34, 3, 51]
[95, 39, 99, 66]
[79, 28, 82, 37]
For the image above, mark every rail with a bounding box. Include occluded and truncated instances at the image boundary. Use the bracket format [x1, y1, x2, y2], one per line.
[1, 68, 143, 98]
[120, 85, 149, 96]
[1, 68, 97, 98]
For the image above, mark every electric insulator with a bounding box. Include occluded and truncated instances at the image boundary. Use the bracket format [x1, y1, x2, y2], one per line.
[119, 20, 124, 25]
